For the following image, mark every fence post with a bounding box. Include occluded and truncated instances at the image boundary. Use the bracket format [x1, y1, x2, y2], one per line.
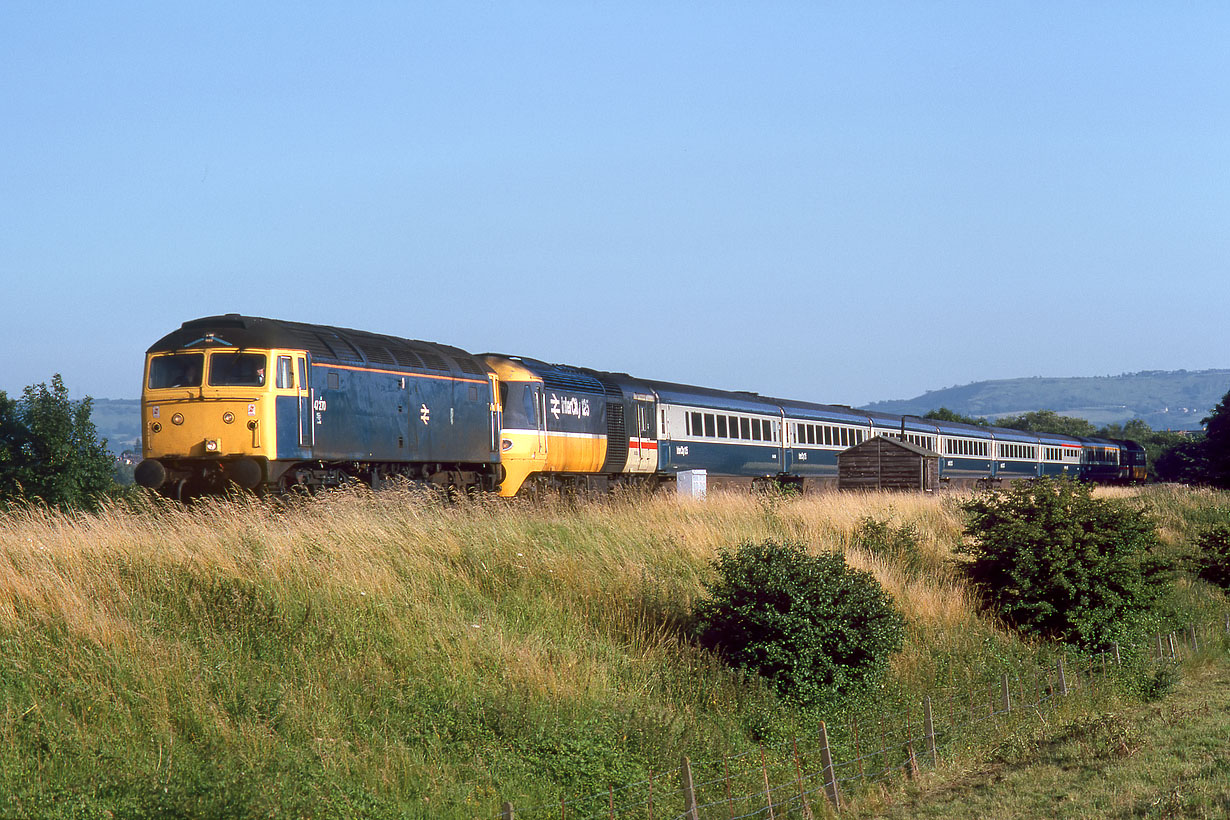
[502, 801, 514, 820]
[793, 737, 815, 820]
[760, 746, 776, 820]
[820, 720, 842, 813]
[1168, 633, 1177, 660]
[648, 769, 655, 820]
[1056, 658, 1068, 696]
[1001, 674, 1012, 715]
[1113, 642, 1121, 665]
[1191, 624, 1199, 652]
[681, 755, 699, 820]
[923, 696, 938, 768]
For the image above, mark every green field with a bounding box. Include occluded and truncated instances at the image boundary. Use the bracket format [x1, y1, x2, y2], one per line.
[0, 485, 1226, 818]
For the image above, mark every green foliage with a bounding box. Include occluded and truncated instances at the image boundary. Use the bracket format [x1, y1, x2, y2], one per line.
[1191, 523, 1230, 589]
[959, 478, 1169, 649]
[1155, 388, 1230, 486]
[0, 375, 115, 511]
[995, 409, 1098, 437]
[854, 516, 923, 574]
[1154, 437, 1209, 484]
[923, 407, 988, 426]
[692, 539, 905, 706]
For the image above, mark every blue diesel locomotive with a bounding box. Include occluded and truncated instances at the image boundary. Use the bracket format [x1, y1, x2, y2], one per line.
[135, 315, 1145, 497]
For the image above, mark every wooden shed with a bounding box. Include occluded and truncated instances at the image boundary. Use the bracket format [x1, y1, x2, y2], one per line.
[837, 435, 940, 492]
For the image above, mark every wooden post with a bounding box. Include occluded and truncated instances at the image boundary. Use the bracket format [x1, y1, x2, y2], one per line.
[681, 755, 699, 820]
[760, 746, 776, 820]
[906, 741, 920, 780]
[1113, 642, 1121, 665]
[793, 737, 815, 820]
[1001, 674, 1012, 715]
[1168, 633, 1177, 660]
[648, 769, 656, 820]
[819, 720, 842, 813]
[1191, 624, 1199, 652]
[923, 695, 938, 768]
[502, 801, 514, 820]
[1056, 658, 1068, 696]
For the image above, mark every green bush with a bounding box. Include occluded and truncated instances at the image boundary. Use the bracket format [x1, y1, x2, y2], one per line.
[854, 515, 923, 574]
[692, 539, 905, 707]
[959, 478, 1170, 650]
[1192, 523, 1230, 589]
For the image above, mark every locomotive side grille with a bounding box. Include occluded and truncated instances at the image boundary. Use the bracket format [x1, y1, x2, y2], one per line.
[602, 402, 628, 473]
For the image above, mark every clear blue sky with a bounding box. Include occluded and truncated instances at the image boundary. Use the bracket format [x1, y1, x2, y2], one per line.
[3, 2, 1227, 406]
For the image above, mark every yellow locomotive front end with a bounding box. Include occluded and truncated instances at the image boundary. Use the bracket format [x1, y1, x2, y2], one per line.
[137, 345, 300, 497]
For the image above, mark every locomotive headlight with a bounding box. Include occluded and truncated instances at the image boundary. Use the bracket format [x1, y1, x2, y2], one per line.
[222, 411, 235, 424]
[171, 413, 184, 426]
[204, 439, 220, 453]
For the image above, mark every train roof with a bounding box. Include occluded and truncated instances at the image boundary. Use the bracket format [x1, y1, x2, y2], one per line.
[146, 315, 491, 378]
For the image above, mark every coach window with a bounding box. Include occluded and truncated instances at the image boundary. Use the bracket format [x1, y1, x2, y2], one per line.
[716, 415, 728, 438]
[750, 419, 762, 441]
[690, 412, 703, 437]
[704, 414, 716, 437]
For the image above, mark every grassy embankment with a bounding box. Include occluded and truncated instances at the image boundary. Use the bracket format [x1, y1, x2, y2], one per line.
[0, 485, 1227, 817]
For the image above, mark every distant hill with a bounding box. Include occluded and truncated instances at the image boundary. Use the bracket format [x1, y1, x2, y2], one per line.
[91, 398, 142, 452]
[862, 369, 1230, 431]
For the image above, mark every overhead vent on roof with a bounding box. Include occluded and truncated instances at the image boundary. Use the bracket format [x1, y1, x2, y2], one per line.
[285, 328, 337, 360]
[541, 368, 604, 394]
[317, 331, 362, 362]
[417, 350, 450, 372]
[455, 357, 486, 377]
[389, 347, 425, 369]
[356, 341, 397, 366]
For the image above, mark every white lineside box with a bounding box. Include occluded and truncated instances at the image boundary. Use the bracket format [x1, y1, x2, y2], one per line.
[676, 469, 707, 499]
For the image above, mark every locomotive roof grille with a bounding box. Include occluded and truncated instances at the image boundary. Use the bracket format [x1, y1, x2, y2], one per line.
[150, 315, 492, 379]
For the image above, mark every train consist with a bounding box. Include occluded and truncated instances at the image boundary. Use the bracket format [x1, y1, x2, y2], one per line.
[135, 315, 1147, 498]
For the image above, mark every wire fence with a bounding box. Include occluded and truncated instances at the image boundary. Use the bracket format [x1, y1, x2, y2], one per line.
[495, 617, 1230, 819]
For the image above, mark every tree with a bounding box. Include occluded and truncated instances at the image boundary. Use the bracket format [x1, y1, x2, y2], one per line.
[923, 407, 987, 426]
[1153, 387, 1230, 486]
[0, 375, 115, 511]
[995, 409, 1097, 438]
[1198, 389, 1230, 488]
[959, 478, 1169, 649]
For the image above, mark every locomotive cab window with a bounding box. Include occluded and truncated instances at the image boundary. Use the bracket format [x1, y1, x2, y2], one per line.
[276, 356, 294, 389]
[148, 353, 204, 389]
[209, 353, 268, 387]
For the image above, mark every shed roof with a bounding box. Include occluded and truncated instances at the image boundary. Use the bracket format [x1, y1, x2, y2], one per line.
[843, 435, 941, 459]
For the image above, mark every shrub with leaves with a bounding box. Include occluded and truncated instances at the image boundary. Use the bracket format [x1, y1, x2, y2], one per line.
[1192, 523, 1230, 589]
[854, 515, 923, 574]
[959, 478, 1169, 649]
[692, 539, 904, 706]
